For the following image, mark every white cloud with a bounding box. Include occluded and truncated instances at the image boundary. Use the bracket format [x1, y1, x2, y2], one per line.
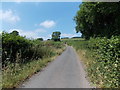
[61, 33, 81, 38]
[9, 29, 36, 38]
[41, 35, 51, 40]
[0, 9, 20, 23]
[9, 28, 46, 39]
[40, 20, 56, 28]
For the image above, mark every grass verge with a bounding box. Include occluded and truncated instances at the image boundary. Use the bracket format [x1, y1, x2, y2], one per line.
[76, 50, 96, 87]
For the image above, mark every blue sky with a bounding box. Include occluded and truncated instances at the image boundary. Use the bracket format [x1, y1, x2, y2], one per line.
[1, 2, 82, 40]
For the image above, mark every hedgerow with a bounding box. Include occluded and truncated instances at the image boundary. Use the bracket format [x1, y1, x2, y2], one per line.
[2, 31, 63, 67]
[2, 31, 65, 88]
[67, 36, 120, 88]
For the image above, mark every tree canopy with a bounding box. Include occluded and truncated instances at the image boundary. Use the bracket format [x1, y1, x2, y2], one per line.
[10, 30, 19, 36]
[52, 31, 61, 41]
[74, 2, 120, 40]
[37, 38, 43, 41]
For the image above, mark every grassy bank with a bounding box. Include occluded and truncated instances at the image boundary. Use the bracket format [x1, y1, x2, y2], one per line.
[66, 36, 119, 88]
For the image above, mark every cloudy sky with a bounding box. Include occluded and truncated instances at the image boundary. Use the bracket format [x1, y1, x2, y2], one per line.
[0, 2, 82, 40]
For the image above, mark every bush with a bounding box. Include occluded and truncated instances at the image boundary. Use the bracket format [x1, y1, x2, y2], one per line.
[2, 31, 60, 67]
[2, 32, 32, 65]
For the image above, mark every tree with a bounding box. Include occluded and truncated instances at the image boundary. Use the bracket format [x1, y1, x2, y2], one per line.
[74, 2, 120, 40]
[37, 38, 43, 41]
[10, 30, 19, 36]
[52, 31, 61, 41]
[47, 39, 50, 41]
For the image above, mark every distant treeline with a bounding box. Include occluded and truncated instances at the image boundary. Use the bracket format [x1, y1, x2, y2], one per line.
[61, 37, 81, 39]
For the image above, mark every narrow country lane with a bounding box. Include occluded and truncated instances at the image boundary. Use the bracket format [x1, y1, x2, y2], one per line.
[20, 46, 91, 88]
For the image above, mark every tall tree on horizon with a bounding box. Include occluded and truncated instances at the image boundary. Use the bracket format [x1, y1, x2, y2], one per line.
[52, 31, 61, 41]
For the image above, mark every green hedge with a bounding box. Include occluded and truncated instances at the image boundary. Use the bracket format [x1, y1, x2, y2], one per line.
[67, 36, 120, 88]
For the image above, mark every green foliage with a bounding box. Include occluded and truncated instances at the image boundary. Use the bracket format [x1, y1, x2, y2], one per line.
[52, 31, 61, 41]
[74, 2, 120, 39]
[36, 38, 43, 41]
[2, 31, 32, 65]
[2, 57, 54, 88]
[44, 41, 64, 49]
[74, 3, 120, 87]
[2, 31, 65, 88]
[67, 36, 120, 88]
[10, 30, 19, 36]
[87, 37, 120, 88]
[2, 31, 64, 67]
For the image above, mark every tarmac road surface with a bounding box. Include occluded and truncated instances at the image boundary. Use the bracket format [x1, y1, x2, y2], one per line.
[20, 46, 91, 88]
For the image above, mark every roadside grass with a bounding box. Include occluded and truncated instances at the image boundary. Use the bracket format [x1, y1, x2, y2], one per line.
[61, 38, 84, 41]
[2, 57, 53, 88]
[76, 50, 97, 87]
[2, 44, 66, 88]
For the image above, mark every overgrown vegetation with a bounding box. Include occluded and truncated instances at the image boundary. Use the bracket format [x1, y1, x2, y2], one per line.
[2, 31, 65, 88]
[2, 31, 52, 66]
[66, 36, 120, 88]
